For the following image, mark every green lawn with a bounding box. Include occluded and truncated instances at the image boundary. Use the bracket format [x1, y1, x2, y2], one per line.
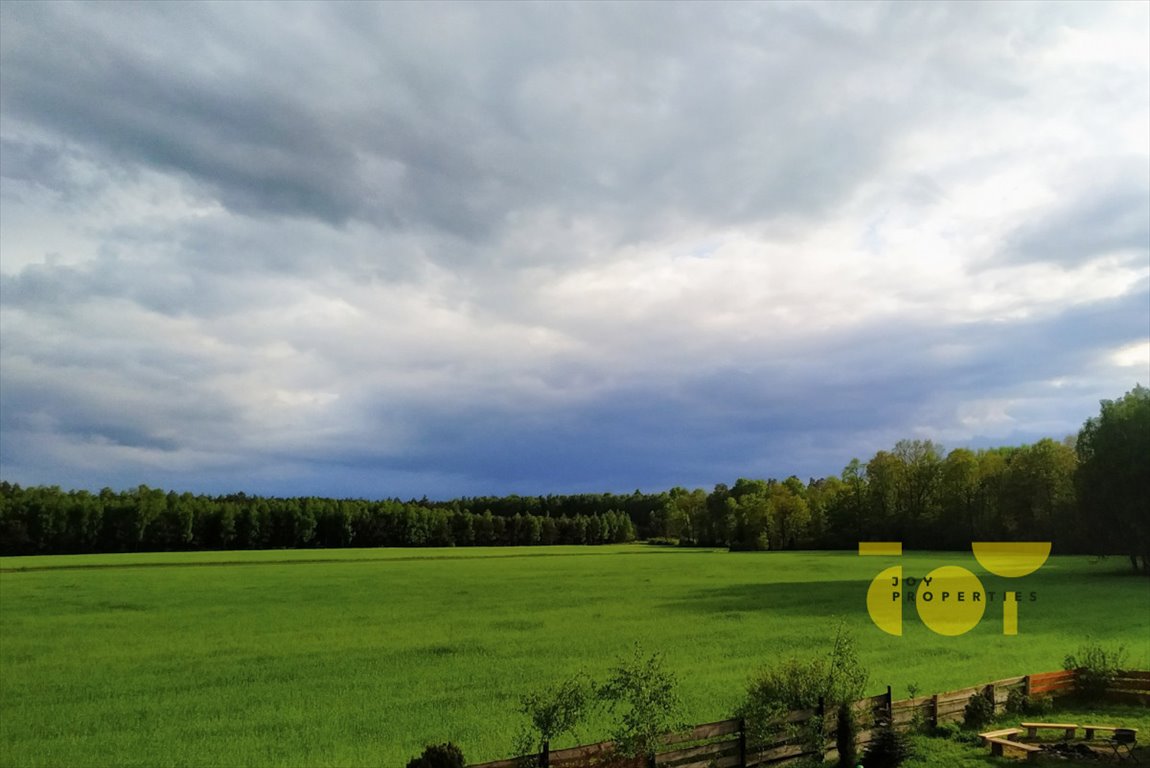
[1, 546, 1147, 767]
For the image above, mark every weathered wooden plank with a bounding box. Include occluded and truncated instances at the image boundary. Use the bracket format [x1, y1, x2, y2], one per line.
[1029, 670, 1075, 685]
[987, 675, 1027, 688]
[466, 759, 521, 768]
[780, 707, 817, 724]
[936, 701, 971, 718]
[1115, 670, 1150, 681]
[891, 708, 929, 726]
[892, 695, 933, 710]
[552, 753, 641, 768]
[660, 753, 740, 768]
[936, 709, 965, 724]
[1111, 678, 1150, 691]
[549, 740, 617, 761]
[660, 719, 741, 746]
[1030, 678, 1075, 690]
[749, 741, 810, 763]
[936, 685, 984, 704]
[657, 739, 738, 764]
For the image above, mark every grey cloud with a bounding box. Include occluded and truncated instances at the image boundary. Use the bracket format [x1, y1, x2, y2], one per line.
[1, 1, 1146, 498]
[1006, 160, 1150, 266]
[2, 283, 1143, 497]
[2, 5, 376, 218]
[0, 2, 1068, 256]
[297, 285, 1150, 494]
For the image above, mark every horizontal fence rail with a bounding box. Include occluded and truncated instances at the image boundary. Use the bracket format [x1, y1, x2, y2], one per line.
[467, 670, 1147, 768]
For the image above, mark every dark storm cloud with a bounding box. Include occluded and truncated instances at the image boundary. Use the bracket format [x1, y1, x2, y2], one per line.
[0, 4, 363, 223]
[1, 2, 1041, 251]
[1, 1, 1147, 498]
[298, 285, 1150, 496]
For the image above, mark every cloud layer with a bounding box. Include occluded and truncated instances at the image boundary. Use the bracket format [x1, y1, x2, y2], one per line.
[2, 1, 1147, 497]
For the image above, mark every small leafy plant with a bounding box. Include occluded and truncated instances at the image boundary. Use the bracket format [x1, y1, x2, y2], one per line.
[861, 720, 914, 768]
[1005, 686, 1053, 715]
[962, 688, 995, 730]
[598, 645, 686, 759]
[512, 673, 595, 764]
[1064, 641, 1128, 701]
[406, 743, 465, 768]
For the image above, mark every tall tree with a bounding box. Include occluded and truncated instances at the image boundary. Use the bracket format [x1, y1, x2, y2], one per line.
[1076, 385, 1150, 574]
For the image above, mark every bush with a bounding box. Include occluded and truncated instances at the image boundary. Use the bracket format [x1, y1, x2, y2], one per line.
[962, 688, 995, 730]
[1004, 686, 1053, 716]
[1004, 687, 1025, 714]
[598, 645, 685, 758]
[931, 721, 981, 745]
[406, 743, 465, 768]
[736, 656, 827, 751]
[861, 721, 914, 768]
[512, 673, 594, 763]
[735, 623, 868, 760]
[930, 721, 960, 739]
[1064, 641, 1128, 701]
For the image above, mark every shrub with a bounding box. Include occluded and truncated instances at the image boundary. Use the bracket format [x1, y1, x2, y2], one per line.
[931, 721, 961, 740]
[904, 683, 927, 733]
[930, 721, 981, 745]
[861, 721, 913, 768]
[406, 743, 465, 768]
[962, 688, 995, 730]
[824, 625, 869, 706]
[1004, 686, 1053, 716]
[1064, 641, 1128, 701]
[512, 673, 594, 763]
[598, 645, 685, 759]
[735, 656, 827, 751]
[1004, 686, 1025, 714]
[734, 623, 868, 759]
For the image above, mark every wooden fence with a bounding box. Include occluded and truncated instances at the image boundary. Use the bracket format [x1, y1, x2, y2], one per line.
[468, 669, 1149, 768]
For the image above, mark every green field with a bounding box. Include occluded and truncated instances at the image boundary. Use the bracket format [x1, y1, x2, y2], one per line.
[1, 546, 1148, 767]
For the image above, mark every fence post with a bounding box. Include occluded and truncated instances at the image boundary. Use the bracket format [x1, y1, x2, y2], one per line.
[885, 685, 893, 723]
[816, 697, 826, 762]
[541, 740, 548, 768]
[931, 693, 939, 728]
[987, 683, 997, 715]
[1024, 674, 1031, 699]
[646, 751, 656, 768]
[738, 717, 747, 768]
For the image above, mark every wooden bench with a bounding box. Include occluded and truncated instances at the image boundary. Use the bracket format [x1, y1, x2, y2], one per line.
[1021, 721, 1078, 739]
[1083, 724, 1138, 740]
[980, 728, 1024, 743]
[987, 737, 1041, 762]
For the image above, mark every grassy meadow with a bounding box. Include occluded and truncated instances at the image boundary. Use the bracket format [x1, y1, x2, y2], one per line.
[1, 546, 1148, 767]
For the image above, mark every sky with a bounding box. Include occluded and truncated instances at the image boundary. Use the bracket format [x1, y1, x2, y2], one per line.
[1, 1, 1148, 500]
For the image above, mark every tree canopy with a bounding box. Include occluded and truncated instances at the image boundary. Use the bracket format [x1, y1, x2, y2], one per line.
[1075, 385, 1150, 574]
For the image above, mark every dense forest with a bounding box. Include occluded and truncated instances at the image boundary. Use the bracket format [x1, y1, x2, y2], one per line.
[2, 386, 1146, 572]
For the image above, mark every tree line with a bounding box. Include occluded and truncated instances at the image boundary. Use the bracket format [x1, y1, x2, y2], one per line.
[0, 488, 639, 555]
[1, 386, 1145, 570]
